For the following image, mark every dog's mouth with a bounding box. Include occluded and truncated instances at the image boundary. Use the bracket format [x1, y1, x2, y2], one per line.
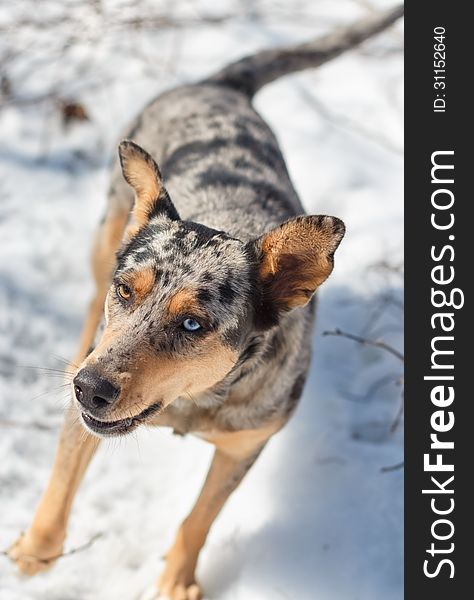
[80, 401, 163, 437]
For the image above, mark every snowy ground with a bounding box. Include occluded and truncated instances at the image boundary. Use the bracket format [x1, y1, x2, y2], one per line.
[0, 1, 403, 599]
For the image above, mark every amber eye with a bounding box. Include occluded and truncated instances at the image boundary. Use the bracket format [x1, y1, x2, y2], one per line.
[117, 283, 132, 301]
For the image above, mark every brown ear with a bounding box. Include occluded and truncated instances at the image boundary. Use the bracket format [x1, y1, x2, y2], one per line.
[118, 140, 179, 228]
[253, 215, 345, 326]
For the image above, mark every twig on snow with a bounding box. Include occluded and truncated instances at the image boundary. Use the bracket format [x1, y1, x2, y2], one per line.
[1, 533, 103, 564]
[380, 461, 404, 473]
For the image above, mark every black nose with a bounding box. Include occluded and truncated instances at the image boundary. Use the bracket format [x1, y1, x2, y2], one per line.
[73, 368, 120, 415]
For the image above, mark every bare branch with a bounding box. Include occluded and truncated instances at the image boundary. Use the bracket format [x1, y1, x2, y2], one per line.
[343, 373, 402, 403]
[369, 259, 404, 276]
[0, 13, 235, 35]
[390, 386, 405, 433]
[323, 328, 404, 362]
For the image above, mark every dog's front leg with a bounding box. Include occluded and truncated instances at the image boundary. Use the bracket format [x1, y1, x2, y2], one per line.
[157, 424, 281, 600]
[9, 408, 99, 575]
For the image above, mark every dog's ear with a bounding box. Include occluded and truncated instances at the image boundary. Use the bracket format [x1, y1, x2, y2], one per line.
[118, 140, 180, 227]
[250, 215, 345, 327]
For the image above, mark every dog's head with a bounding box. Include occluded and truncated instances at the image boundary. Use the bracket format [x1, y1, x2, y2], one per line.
[73, 141, 345, 436]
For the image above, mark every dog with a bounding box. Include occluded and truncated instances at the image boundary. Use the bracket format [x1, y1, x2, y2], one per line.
[9, 6, 402, 599]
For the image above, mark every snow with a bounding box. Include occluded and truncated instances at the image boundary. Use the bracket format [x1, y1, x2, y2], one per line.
[0, 1, 403, 598]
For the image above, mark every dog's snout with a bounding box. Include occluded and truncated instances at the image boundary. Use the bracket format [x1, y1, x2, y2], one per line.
[73, 368, 120, 415]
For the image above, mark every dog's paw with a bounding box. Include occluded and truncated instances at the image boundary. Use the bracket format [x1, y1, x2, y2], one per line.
[140, 582, 201, 600]
[8, 529, 64, 576]
[155, 584, 201, 600]
[158, 568, 202, 600]
[156, 549, 202, 600]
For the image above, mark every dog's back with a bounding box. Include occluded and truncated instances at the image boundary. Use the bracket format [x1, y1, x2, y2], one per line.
[108, 84, 303, 252]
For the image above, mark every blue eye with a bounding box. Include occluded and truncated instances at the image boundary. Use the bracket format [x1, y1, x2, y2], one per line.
[182, 318, 202, 332]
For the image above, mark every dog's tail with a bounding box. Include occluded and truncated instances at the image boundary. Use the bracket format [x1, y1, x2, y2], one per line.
[206, 4, 403, 98]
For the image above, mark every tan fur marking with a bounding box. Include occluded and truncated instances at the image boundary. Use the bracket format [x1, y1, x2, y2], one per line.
[126, 156, 160, 227]
[124, 266, 156, 299]
[167, 289, 201, 318]
[122, 154, 160, 202]
[123, 223, 139, 242]
[200, 419, 284, 458]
